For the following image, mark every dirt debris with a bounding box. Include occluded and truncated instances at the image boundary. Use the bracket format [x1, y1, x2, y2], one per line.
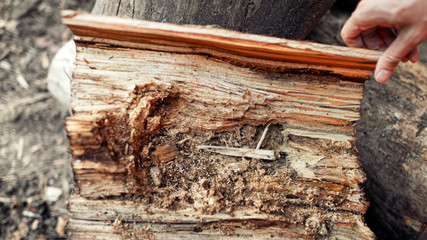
[0, 0, 95, 239]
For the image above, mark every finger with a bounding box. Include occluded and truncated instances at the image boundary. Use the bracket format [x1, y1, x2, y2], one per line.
[341, 3, 394, 48]
[360, 28, 384, 50]
[374, 31, 418, 83]
[341, 18, 364, 48]
[377, 27, 396, 48]
[406, 47, 419, 63]
[394, 28, 420, 63]
[341, 20, 365, 48]
[377, 28, 418, 63]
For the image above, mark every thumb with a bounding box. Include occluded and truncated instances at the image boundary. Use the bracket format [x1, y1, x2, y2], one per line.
[374, 30, 418, 83]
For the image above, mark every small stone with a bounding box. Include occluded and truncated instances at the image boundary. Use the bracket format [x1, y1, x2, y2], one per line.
[22, 210, 37, 218]
[44, 187, 62, 202]
[31, 219, 39, 230]
[0, 61, 11, 71]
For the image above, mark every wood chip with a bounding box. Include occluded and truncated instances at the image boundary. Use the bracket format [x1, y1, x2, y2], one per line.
[16, 71, 29, 89]
[55, 216, 68, 237]
[31, 219, 39, 230]
[0, 61, 11, 71]
[16, 137, 24, 160]
[151, 144, 177, 165]
[40, 51, 50, 69]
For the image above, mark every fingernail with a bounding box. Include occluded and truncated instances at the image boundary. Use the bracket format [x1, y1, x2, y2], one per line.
[375, 69, 392, 83]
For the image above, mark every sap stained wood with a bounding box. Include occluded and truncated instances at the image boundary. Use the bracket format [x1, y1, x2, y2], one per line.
[62, 10, 380, 80]
[64, 11, 380, 239]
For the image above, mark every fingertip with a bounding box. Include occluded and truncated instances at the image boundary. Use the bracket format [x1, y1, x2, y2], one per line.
[409, 56, 418, 63]
[408, 48, 419, 63]
[375, 69, 392, 83]
[341, 17, 364, 48]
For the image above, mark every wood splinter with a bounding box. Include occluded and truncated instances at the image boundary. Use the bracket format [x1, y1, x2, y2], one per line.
[256, 123, 271, 150]
[151, 144, 177, 165]
[196, 145, 276, 161]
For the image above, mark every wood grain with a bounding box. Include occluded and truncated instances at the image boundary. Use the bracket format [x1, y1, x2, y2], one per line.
[64, 11, 377, 239]
[62, 11, 381, 81]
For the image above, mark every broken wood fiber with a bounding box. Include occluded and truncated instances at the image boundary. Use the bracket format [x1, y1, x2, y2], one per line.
[64, 11, 380, 240]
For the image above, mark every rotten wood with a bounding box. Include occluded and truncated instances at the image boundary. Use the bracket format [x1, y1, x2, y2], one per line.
[64, 11, 381, 239]
[151, 144, 177, 166]
[68, 194, 375, 240]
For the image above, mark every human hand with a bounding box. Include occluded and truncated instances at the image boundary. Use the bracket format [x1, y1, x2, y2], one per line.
[341, 0, 427, 83]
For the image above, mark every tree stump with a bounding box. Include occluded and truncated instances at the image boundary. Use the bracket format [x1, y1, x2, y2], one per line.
[90, 0, 336, 40]
[63, 11, 382, 239]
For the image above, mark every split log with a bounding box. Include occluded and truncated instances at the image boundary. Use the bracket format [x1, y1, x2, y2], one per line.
[91, 0, 336, 40]
[64, 11, 381, 239]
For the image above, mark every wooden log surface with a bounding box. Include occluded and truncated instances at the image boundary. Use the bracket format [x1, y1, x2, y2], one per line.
[62, 10, 380, 80]
[68, 195, 375, 240]
[63, 11, 381, 239]
[90, 0, 337, 40]
[67, 42, 368, 202]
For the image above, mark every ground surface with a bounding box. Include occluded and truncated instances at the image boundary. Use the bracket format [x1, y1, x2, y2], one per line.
[0, 0, 94, 239]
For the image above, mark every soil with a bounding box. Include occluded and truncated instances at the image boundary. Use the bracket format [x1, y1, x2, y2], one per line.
[0, 0, 94, 239]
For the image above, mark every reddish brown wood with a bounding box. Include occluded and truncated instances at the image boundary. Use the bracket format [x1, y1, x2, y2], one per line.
[62, 11, 380, 81]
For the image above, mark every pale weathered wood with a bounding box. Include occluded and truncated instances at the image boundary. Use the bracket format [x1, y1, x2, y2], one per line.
[64, 11, 379, 239]
[91, 0, 337, 40]
[68, 195, 375, 240]
[196, 145, 276, 161]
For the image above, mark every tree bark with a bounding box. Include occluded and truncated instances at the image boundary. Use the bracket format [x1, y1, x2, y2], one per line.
[90, 0, 336, 40]
[356, 63, 427, 240]
[64, 11, 379, 239]
[308, 8, 427, 240]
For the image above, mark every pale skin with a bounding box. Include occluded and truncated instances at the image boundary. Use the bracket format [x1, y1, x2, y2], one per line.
[341, 0, 427, 83]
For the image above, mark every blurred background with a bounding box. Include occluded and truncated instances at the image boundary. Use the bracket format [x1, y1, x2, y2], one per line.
[0, 1, 94, 239]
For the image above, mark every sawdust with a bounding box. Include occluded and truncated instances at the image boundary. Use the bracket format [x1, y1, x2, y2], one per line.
[92, 85, 357, 240]
[111, 216, 155, 240]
